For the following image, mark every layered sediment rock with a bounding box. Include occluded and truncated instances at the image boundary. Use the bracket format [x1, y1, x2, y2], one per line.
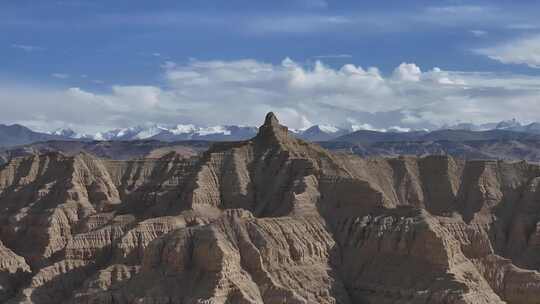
[0, 112, 540, 303]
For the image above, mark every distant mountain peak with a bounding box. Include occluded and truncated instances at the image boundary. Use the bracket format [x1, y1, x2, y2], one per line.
[7, 117, 540, 149]
[52, 128, 76, 137]
[442, 119, 528, 132]
[496, 118, 522, 130]
[51, 128, 91, 139]
[317, 124, 340, 133]
[298, 124, 349, 141]
[169, 124, 196, 135]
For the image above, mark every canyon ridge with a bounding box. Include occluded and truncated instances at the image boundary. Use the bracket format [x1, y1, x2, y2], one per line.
[0, 113, 539, 303]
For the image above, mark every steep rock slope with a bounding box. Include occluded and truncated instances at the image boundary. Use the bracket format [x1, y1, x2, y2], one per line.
[0, 113, 539, 303]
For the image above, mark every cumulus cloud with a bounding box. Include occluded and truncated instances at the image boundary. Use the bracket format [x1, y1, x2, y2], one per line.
[2, 58, 540, 133]
[392, 63, 422, 82]
[476, 35, 540, 68]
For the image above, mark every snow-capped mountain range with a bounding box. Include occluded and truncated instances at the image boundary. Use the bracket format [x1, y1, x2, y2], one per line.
[49, 119, 540, 143]
[443, 119, 540, 133]
[2, 118, 540, 149]
[52, 124, 261, 141]
[50, 123, 352, 142]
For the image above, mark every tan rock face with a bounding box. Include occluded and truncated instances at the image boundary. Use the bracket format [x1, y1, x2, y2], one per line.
[1, 113, 540, 303]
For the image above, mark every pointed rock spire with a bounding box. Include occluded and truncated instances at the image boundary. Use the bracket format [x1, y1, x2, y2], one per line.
[264, 112, 280, 127]
[255, 112, 290, 144]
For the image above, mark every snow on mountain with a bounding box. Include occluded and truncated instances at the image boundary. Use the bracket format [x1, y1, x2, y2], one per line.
[132, 125, 169, 139]
[80, 123, 350, 142]
[441, 123, 479, 131]
[387, 126, 411, 133]
[196, 126, 231, 136]
[92, 125, 166, 141]
[297, 125, 349, 141]
[88, 124, 259, 141]
[94, 129, 130, 141]
[501, 122, 540, 134]
[51, 128, 91, 139]
[350, 123, 413, 133]
[169, 124, 196, 135]
[317, 124, 340, 133]
[495, 118, 522, 130]
[443, 120, 517, 132]
[445, 119, 540, 134]
[350, 123, 385, 132]
[47, 119, 540, 143]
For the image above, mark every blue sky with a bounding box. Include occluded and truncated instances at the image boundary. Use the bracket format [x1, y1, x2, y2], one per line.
[3, 1, 540, 132]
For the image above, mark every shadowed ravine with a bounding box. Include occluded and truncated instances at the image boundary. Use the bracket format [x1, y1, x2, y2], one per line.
[0, 113, 539, 303]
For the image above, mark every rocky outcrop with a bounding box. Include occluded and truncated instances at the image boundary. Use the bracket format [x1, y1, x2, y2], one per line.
[1, 112, 540, 303]
[0, 240, 31, 301]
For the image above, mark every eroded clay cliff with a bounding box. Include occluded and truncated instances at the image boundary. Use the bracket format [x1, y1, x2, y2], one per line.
[0, 112, 539, 303]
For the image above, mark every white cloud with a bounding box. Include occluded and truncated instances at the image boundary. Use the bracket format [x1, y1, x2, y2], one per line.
[5, 3, 537, 39]
[249, 15, 352, 34]
[425, 5, 488, 15]
[67, 87, 96, 100]
[158, 58, 540, 129]
[423, 67, 466, 85]
[161, 61, 176, 69]
[349, 121, 385, 132]
[3, 58, 540, 133]
[111, 86, 162, 108]
[506, 23, 540, 30]
[11, 44, 44, 52]
[51, 73, 70, 79]
[475, 35, 540, 68]
[393, 63, 422, 82]
[388, 126, 411, 132]
[470, 30, 487, 37]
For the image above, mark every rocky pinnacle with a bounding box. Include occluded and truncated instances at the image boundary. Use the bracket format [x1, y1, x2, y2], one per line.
[255, 112, 290, 144]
